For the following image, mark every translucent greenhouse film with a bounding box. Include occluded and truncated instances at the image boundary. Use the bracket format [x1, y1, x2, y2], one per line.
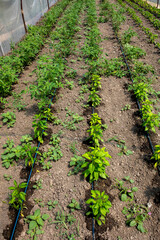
[0, 0, 57, 56]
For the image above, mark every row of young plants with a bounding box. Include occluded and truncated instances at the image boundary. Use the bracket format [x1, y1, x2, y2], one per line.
[79, 0, 113, 227]
[117, 0, 160, 48]
[100, 1, 160, 169]
[127, 0, 160, 18]
[3, 1, 86, 239]
[123, 0, 160, 30]
[95, 0, 153, 233]
[0, 0, 70, 98]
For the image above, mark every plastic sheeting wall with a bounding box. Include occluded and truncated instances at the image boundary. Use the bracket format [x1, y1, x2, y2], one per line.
[0, 0, 57, 56]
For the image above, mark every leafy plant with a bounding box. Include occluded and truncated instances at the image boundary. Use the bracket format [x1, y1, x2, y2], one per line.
[20, 135, 33, 144]
[22, 143, 39, 167]
[12, 91, 26, 111]
[124, 44, 146, 60]
[86, 190, 112, 225]
[32, 114, 48, 143]
[3, 174, 12, 181]
[121, 104, 131, 111]
[121, 27, 137, 44]
[151, 145, 160, 168]
[8, 180, 27, 210]
[114, 177, 138, 201]
[34, 198, 45, 208]
[82, 147, 111, 182]
[68, 199, 81, 212]
[33, 179, 43, 190]
[88, 89, 101, 107]
[47, 200, 58, 210]
[141, 99, 159, 132]
[65, 79, 74, 90]
[2, 111, 16, 128]
[25, 209, 49, 239]
[68, 154, 85, 176]
[1, 139, 24, 168]
[87, 122, 104, 147]
[122, 204, 150, 233]
[53, 206, 76, 229]
[66, 69, 77, 79]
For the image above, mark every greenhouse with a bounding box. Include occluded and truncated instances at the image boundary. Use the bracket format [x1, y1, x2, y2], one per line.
[0, 0, 160, 239]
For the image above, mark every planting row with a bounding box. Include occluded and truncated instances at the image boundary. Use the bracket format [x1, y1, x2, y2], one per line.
[117, 0, 160, 48]
[0, 0, 70, 98]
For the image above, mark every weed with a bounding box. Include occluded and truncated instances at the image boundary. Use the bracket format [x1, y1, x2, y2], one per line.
[68, 154, 85, 176]
[33, 179, 43, 190]
[25, 209, 49, 239]
[3, 174, 12, 181]
[114, 177, 138, 201]
[2, 111, 16, 128]
[122, 204, 150, 233]
[47, 200, 58, 210]
[68, 199, 81, 212]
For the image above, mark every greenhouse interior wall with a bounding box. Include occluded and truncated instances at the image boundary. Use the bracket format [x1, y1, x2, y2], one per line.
[0, 0, 57, 56]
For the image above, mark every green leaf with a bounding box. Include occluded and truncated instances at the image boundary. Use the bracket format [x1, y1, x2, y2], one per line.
[34, 209, 41, 217]
[132, 187, 138, 192]
[37, 217, 44, 226]
[130, 220, 137, 227]
[137, 224, 146, 233]
[29, 221, 37, 230]
[121, 194, 127, 201]
[42, 214, 49, 220]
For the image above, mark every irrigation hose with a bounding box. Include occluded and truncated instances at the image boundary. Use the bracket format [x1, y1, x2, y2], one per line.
[10, 90, 56, 240]
[115, 34, 160, 175]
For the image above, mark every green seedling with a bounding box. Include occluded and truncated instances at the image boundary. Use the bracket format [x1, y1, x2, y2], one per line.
[25, 209, 49, 239]
[42, 161, 52, 170]
[65, 79, 74, 90]
[3, 174, 12, 181]
[114, 178, 138, 201]
[49, 132, 61, 147]
[68, 199, 81, 212]
[121, 104, 131, 111]
[122, 204, 150, 233]
[118, 145, 133, 156]
[2, 111, 16, 128]
[33, 179, 43, 190]
[86, 190, 112, 225]
[0, 97, 8, 109]
[69, 142, 78, 154]
[68, 155, 85, 176]
[53, 206, 76, 230]
[12, 91, 26, 111]
[66, 69, 77, 79]
[34, 198, 45, 208]
[47, 200, 58, 210]
[121, 27, 137, 44]
[20, 135, 33, 144]
[8, 180, 27, 210]
[1, 139, 24, 169]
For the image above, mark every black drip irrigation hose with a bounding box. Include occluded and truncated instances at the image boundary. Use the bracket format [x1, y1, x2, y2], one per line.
[10, 90, 56, 240]
[115, 34, 160, 175]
